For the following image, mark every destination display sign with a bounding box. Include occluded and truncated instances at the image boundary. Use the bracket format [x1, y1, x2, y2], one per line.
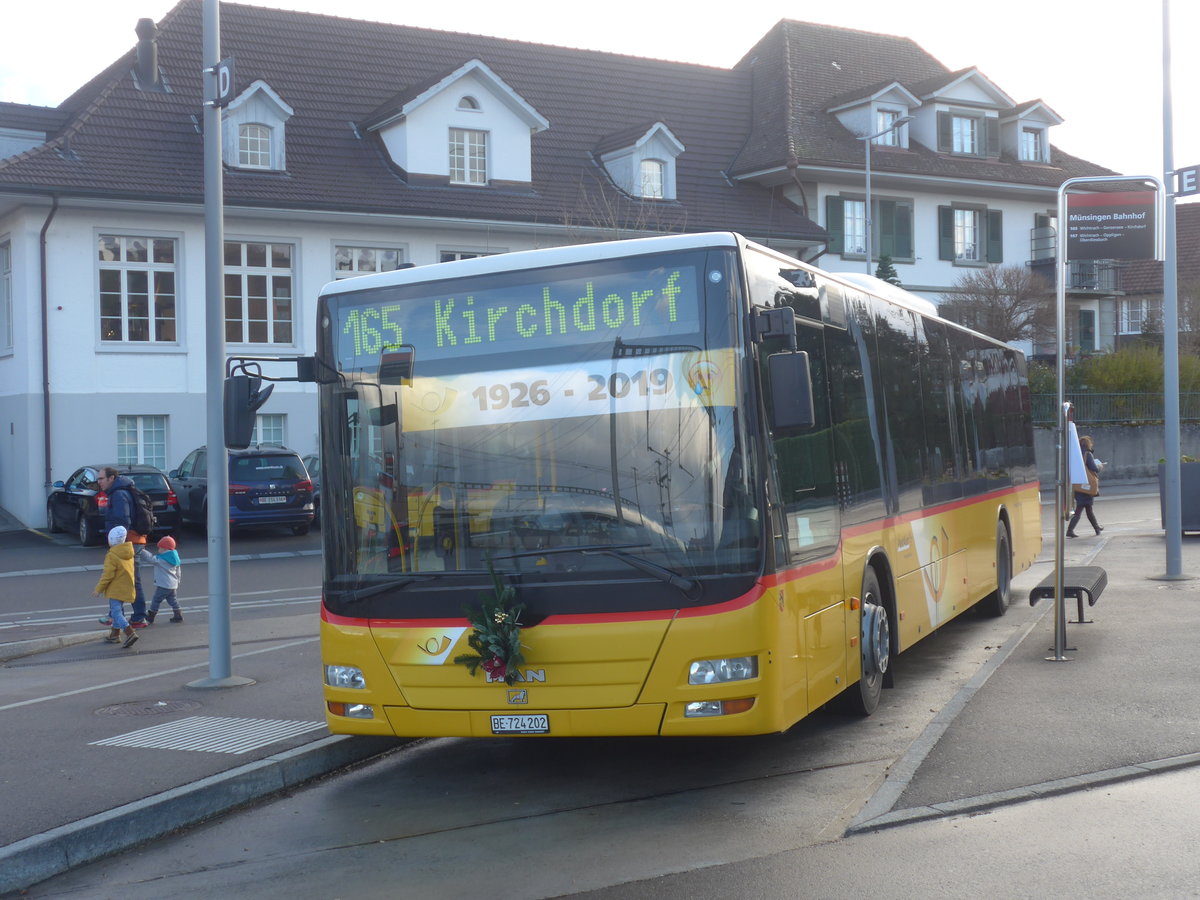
[332, 254, 705, 372]
[1066, 191, 1157, 261]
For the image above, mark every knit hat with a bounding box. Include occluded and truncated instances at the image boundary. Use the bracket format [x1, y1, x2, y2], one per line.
[108, 526, 128, 546]
[157, 535, 176, 551]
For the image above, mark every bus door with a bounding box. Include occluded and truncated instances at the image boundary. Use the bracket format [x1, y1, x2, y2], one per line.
[761, 315, 844, 711]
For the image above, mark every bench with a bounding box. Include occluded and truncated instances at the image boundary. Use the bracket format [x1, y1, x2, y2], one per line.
[1029, 565, 1107, 624]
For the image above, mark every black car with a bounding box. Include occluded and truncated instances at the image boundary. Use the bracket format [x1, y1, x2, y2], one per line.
[301, 453, 320, 526]
[47, 463, 181, 546]
[171, 445, 315, 535]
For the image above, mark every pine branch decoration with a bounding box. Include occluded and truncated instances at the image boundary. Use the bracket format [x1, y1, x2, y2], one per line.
[453, 566, 526, 685]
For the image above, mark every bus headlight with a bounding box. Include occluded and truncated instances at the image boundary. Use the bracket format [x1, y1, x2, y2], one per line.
[688, 656, 758, 685]
[325, 665, 366, 689]
[327, 701, 374, 719]
[685, 698, 755, 718]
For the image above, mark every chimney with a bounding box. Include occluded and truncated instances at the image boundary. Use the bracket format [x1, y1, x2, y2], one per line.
[134, 18, 159, 90]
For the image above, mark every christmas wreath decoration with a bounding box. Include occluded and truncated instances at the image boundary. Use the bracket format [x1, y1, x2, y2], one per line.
[453, 566, 526, 685]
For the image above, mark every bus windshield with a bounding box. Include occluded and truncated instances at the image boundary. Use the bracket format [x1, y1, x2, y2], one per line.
[318, 247, 761, 606]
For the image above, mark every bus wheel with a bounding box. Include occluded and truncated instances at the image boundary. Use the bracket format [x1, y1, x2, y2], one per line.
[979, 522, 1012, 618]
[844, 568, 889, 716]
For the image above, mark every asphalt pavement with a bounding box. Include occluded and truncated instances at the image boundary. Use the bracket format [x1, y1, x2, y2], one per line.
[3, 484, 1198, 895]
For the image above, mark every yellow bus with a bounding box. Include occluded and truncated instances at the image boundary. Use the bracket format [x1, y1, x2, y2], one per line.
[314, 232, 1041, 737]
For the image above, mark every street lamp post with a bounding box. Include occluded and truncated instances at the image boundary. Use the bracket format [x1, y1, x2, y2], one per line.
[859, 115, 914, 275]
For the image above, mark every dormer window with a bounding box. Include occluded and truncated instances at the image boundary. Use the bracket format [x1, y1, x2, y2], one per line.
[458, 95, 480, 111]
[937, 111, 999, 158]
[873, 109, 903, 146]
[222, 80, 293, 172]
[598, 122, 684, 200]
[1020, 126, 1045, 162]
[449, 127, 487, 184]
[238, 124, 272, 168]
[639, 159, 665, 199]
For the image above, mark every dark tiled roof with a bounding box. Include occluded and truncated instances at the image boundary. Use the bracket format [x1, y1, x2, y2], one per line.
[1121, 203, 1200, 294]
[730, 20, 1113, 185]
[0, 0, 822, 241]
[0, 101, 71, 133]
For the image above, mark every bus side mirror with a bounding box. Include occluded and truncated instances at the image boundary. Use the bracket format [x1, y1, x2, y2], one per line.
[224, 374, 274, 449]
[767, 351, 815, 430]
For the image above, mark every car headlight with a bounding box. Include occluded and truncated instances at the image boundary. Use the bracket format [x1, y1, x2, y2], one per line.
[688, 656, 758, 685]
[324, 664, 366, 689]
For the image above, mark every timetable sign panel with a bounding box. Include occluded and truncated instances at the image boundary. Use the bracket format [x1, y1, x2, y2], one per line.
[1066, 191, 1157, 260]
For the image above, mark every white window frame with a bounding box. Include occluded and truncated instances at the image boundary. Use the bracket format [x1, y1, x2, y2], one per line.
[0, 240, 11, 353]
[333, 244, 407, 279]
[449, 127, 488, 185]
[873, 109, 902, 146]
[954, 208, 982, 262]
[1020, 126, 1045, 162]
[223, 240, 295, 346]
[252, 413, 286, 447]
[843, 198, 867, 255]
[239, 123, 273, 168]
[117, 414, 167, 469]
[951, 115, 979, 155]
[97, 234, 179, 345]
[438, 248, 504, 263]
[639, 159, 666, 199]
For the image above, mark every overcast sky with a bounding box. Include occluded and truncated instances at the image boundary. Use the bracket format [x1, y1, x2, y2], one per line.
[3, 0, 1195, 183]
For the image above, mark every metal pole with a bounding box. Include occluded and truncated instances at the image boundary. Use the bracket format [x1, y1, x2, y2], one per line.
[1051, 187, 1070, 661]
[1158, 0, 1186, 579]
[864, 138, 873, 275]
[191, 0, 252, 688]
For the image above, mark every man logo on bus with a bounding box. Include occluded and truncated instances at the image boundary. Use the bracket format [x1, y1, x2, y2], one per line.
[508, 689, 529, 705]
[487, 668, 546, 684]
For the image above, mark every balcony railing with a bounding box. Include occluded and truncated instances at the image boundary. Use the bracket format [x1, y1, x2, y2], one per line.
[1028, 258, 1123, 293]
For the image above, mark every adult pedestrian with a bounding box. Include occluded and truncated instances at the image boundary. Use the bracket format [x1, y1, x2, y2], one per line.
[1067, 435, 1104, 537]
[98, 466, 149, 626]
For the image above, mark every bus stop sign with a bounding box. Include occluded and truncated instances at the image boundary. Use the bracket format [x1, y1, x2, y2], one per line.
[1066, 190, 1157, 260]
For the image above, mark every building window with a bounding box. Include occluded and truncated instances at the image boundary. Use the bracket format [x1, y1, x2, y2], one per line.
[458, 96, 480, 110]
[1, 241, 11, 352]
[1020, 127, 1044, 162]
[449, 128, 487, 184]
[252, 413, 285, 446]
[1119, 299, 1149, 334]
[334, 245, 406, 278]
[825, 196, 914, 261]
[952, 116, 977, 155]
[938, 206, 1003, 264]
[639, 159, 665, 198]
[98, 235, 178, 343]
[117, 415, 167, 469]
[873, 109, 902, 146]
[223, 241, 294, 344]
[239, 123, 272, 168]
[439, 249, 502, 263]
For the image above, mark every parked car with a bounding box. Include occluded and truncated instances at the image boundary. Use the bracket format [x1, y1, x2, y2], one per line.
[46, 463, 180, 547]
[170, 445, 315, 535]
[302, 453, 321, 526]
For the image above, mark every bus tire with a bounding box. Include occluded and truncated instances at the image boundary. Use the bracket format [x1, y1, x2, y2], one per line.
[979, 521, 1012, 618]
[842, 567, 889, 716]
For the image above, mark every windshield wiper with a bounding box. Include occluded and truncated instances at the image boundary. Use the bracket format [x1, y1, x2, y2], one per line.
[340, 574, 443, 606]
[491, 544, 701, 601]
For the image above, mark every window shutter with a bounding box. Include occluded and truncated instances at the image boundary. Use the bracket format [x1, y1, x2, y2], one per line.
[985, 118, 1000, 157]
[877, 200, 895, 258]
[826, 195, 845, 254]
[937, 112, 952, 152]
[894, 200, 913, 260]
[938, 206, 955, 260]
[986, 209, 1004, 263]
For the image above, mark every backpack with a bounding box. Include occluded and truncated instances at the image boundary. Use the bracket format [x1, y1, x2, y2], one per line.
[127, 485, 157, 535]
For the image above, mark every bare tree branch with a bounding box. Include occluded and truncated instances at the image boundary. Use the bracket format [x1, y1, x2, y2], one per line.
[939, 265, 1053, 343]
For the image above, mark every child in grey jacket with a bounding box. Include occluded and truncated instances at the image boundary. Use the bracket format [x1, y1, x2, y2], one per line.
[137, 535, 183, 623]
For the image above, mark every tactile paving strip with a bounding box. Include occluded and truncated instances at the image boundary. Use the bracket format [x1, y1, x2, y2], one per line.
[89, 715, 326, 754]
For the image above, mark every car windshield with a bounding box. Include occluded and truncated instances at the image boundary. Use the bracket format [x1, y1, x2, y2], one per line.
[231, 456, 305, 482]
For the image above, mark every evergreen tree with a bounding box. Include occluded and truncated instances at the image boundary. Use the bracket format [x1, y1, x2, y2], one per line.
[874, 255, 902, 286]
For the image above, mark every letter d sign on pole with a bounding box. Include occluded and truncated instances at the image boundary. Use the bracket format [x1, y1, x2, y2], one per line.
[214, 56, 235, 108]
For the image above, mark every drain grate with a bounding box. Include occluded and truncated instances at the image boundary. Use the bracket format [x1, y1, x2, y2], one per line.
[95, 699, 204, 717]
[90, 715, 326, 755]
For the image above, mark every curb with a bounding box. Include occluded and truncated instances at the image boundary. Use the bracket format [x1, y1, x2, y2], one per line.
[0, 631, 103, 663]
[0, 733, 402, 895]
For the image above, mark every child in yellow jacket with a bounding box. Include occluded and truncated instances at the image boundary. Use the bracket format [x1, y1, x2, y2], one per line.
[94, 525, 139, 649]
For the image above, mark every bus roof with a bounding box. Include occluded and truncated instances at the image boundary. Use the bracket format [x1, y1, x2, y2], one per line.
[318, 232, 760, 298]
